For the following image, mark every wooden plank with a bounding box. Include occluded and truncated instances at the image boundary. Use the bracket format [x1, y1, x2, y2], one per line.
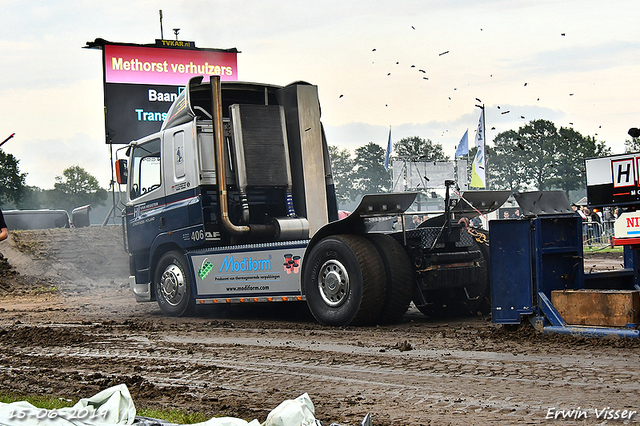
[551, 289, 640, 327]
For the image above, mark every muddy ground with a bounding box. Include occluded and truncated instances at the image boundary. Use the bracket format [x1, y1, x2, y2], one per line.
[0, 227, 638, 425]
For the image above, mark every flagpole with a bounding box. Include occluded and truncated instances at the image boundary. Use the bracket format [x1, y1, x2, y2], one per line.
[466, 127, 470, 188]
[471, 103, 486, 190]
[384, 125, 392, 173]
[482, 104, 488, 189]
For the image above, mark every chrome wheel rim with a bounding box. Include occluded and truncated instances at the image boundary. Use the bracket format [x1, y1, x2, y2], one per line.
[160, 264, 186, 306]
[318, 259, 350, 307]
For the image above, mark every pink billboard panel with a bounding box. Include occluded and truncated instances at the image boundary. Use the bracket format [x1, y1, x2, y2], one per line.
[104, 44, 238, 85]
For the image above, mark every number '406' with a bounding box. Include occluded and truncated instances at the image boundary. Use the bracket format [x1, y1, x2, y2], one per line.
[191, 230, 204, 241]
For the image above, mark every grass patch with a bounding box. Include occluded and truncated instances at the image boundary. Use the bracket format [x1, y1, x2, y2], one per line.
[0, 393, 212, 424]
[137, 407, 211, 424]
[31, 285, 58, 295]
[583, 245, 623, 254]
[0, 392, 74, 409]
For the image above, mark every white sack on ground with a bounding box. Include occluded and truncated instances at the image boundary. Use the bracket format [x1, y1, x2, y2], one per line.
[194, 417, 260, 426]
[0, 386, 322, 426]
[0, 384, 136, 426]
[262, 393, 317, 426]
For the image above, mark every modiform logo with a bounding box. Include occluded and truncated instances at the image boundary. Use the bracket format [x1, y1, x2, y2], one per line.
[219, 255, 272, 273]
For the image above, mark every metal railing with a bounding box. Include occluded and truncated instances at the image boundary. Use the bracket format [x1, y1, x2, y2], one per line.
[583, 220, 615, 248]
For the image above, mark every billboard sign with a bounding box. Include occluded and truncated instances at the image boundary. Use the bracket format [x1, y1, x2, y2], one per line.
[93, 40, 238, 144]
[585, 152, 640, 207]
[104, 44, 237, 85]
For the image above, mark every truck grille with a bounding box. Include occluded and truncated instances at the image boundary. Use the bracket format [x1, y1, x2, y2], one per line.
[233, 104, 290, 187]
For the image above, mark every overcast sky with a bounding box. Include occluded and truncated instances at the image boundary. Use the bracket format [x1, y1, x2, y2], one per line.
[1, 0, 639, 190]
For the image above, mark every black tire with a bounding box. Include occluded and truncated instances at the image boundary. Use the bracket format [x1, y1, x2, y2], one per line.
[155, 251, 196, 317]
[303, 234, 386, 326]
[366, 234, 414, 324]
[455, 239, 490, 316]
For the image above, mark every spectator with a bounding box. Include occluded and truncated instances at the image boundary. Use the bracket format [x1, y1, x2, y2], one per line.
[579, 206, 588, 220]
[585, 207, 602, 244]
[603, 207, 614, 222]
[575, 205, 587, 220]
[603, 207, 614, 242]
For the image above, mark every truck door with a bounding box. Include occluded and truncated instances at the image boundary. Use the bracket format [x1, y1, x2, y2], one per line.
[161, 122, 202, 236]
[126, 137, 165, 257]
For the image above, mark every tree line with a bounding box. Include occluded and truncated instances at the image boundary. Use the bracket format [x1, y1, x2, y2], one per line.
[329, 136, 451, 206]
[1, 119, 638, 212]
[330, 119, 639, 206]
[0, 155, 107, 213]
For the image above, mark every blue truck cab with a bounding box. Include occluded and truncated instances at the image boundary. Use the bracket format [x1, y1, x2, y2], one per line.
[117, 76, 496, 326]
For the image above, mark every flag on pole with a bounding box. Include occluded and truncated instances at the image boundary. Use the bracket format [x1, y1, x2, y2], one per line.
[455, 129, 469, 158]
[470, 108, 486, 188]
[384, 127, 392, 171]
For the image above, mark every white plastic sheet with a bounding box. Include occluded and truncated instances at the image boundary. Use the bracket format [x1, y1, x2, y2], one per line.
[262, 393, 316, 426]
[196, 417, 259, 426]
[0, 384, 135, 426]
[0, 386, 321, 426]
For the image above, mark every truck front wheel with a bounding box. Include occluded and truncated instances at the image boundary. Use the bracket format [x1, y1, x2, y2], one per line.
[155, 251, 196, 317]
[304, 235, 386, 326]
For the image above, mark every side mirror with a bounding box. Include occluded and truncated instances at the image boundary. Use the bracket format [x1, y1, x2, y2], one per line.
[115, 159, 128, 184]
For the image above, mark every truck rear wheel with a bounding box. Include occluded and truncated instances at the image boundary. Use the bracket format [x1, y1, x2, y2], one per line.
[303, 234, 386, 326]
[155, 251, 196, 317]
[366, 234, 414, 324]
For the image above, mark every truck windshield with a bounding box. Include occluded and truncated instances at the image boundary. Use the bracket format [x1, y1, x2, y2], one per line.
[130, 139, 161, 200]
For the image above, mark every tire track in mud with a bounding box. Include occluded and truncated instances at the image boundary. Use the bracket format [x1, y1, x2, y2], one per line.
[2, 228, 639, 424]
[1, 325, 638, 425]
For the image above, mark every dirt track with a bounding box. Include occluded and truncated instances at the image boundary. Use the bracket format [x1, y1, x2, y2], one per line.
[0, 227, 638, 425]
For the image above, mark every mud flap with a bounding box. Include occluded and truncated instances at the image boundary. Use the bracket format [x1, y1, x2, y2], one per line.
[129, 275, 152, 302]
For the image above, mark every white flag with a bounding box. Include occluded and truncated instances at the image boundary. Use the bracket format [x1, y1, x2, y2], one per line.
[470, 109, 486, 188]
